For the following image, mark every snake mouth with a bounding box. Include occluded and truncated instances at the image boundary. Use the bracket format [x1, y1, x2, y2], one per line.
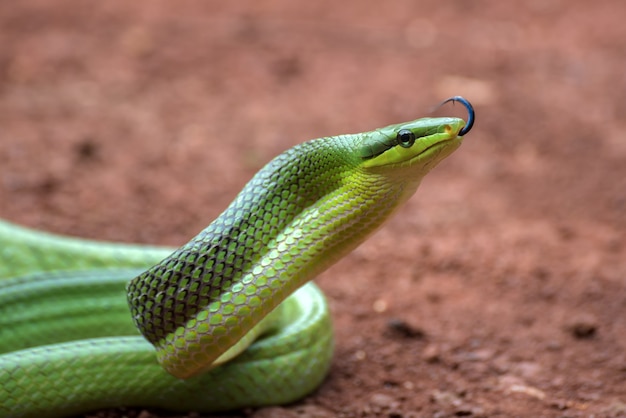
[401, 120, 465, 165]
[408, 135, 461, 165]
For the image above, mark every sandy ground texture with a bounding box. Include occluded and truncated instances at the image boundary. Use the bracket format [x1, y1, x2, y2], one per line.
[1, 1, 625, 417]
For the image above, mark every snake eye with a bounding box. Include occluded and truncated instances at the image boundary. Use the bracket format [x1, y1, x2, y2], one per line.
[396, 129, 416, 148]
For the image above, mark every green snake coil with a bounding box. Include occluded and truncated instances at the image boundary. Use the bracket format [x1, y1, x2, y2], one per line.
[0, 97, 474, 417]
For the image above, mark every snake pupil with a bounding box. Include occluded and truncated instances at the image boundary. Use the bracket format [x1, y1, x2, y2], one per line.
[396, 129, 416, 148]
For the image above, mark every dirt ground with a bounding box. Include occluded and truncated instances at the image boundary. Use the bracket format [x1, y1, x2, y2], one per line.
[1, 1, 625, 417]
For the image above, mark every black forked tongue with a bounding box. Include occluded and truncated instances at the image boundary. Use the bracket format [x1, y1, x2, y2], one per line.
[439, 96, 475, 136]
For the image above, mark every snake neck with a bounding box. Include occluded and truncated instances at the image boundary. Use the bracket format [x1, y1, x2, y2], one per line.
[126, 134, 423, 378]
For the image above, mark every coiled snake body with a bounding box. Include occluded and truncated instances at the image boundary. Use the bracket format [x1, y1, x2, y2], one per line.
[0, 98, 474, 417]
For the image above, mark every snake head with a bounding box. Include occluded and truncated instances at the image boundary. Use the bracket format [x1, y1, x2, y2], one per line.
[357, 116, 465, 171]
[356, 97, 474, 176]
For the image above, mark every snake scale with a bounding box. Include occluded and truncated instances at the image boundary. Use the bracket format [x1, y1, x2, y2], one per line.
[0, 97, 474, 417]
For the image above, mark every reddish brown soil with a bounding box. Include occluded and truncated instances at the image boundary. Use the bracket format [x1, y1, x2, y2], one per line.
[1, 1, 625, 417]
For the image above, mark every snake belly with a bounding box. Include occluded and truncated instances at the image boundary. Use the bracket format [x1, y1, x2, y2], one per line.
[0, 105, 472, 417]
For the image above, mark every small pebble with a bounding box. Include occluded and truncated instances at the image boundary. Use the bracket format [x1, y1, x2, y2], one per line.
[422, 343, 441, 363]
[370, 393, 397, 408]
[373, 299, 388, 313]
[386, 318, 426, 339]
[566, 314, 598, 339]
[354, 350, 367, 360]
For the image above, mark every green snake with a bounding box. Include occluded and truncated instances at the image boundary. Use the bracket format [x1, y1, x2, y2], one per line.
[0, 97, 474, 417]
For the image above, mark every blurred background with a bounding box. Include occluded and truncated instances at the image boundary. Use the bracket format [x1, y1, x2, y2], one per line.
[0, 1, 624, 417]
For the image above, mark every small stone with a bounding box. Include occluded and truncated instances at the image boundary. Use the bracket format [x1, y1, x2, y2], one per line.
[370, 393, 397, 409]
[422, 344, 441, 363]
[500, 376, 546, 400]
[74, 138, 100, 161]
[430, 390, 464, 407]
[373, 299, 388, 313]
[387, 318, 426, 339]
[566, 314, 598, 339]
